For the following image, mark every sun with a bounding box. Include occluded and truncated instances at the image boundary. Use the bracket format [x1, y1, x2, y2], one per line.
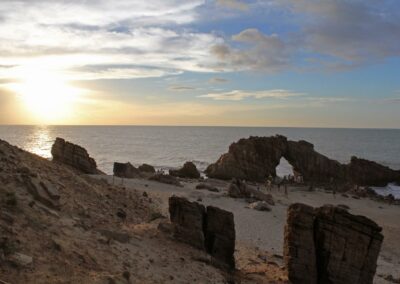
[7, 67, 84, 123]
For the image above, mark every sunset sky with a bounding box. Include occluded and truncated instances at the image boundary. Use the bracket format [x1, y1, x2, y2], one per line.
[0, 0, 399, 127]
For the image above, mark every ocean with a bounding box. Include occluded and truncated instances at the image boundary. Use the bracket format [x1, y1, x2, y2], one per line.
[1, 125, 399, 197]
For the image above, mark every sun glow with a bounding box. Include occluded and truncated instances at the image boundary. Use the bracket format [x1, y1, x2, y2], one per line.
[7, 66, 84, 123]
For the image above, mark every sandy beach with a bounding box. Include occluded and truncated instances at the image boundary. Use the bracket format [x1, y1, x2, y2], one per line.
[95, 175, 400, 284]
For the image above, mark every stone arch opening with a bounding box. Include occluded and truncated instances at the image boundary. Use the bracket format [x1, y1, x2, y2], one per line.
[276, 157, 294, 178]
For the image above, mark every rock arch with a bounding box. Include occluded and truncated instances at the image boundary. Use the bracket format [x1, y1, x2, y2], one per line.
[205, 135, 400, 186]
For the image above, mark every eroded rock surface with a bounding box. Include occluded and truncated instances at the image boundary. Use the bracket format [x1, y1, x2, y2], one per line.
[206, 135, 400, 186]
[51, 137, 101, 174]
[168, 196, 235, 270]
[205, 206, 235, 270]
[169, 196, 206, 250]
[284, 203, 383, 284]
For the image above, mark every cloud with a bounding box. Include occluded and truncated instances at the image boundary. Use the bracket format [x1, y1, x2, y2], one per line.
[211, 29, 291, 72]
[211, 1, 400, 71]
[286, 0, 400, 65]
[168, 85, 197, 91]
[199, 89, 303, 101]
[215, 0, 249, 11]
[0, 0, 224, 80]
[209, 77, 229, 83]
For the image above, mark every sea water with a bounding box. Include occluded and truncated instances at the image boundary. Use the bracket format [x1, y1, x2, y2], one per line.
[1, 125, 399, 197]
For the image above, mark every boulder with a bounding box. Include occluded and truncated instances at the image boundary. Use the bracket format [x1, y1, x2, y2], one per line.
[149, 173, 182, 187]
[138, 163, 155, 173]
[205, 206, 235, 270]
[113, 162, 140, 179]
[169, 162, 200, 179]
[51, 137, 101, 174]
[195, 183, 219, 192]
[284, 203, 383, 284]
[206, 135, 400, 186]
[168, 196, 236, 270]
[169, 196, 206, 250]
[247, 201, 271, 211]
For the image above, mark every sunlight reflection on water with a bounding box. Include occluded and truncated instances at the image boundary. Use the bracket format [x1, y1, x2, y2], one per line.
[23, 126, 53, 159]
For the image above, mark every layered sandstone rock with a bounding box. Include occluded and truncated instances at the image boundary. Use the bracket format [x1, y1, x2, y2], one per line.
[206, 135, 400, 186]
[113, 162, 140, 178]
[284, 203, 383, 284]
[169, 161, 200, 179]
[168, 196, 235, 270]
[205, 206, 235, 270]
[51, 137, 101, 174]
[169, 196, 206, 250]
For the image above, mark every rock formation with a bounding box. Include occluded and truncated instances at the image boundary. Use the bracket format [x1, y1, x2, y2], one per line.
[284, 203, 383, 284]
[169, 196, 206, 250]
[169, 162, 200, 179]
[138, 163, 155, 173]
[205, 206, 235, 270]
[169, 196, 235, 270]
[113, 162, 140, 178]
[51, 137, 101, 174]
[348, 156, 400, 186]
[206, 135, 400, 186]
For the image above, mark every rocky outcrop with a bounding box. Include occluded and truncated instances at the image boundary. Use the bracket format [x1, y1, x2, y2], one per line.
[348, 156, 400, 186]
[206, 135, 400, 186]
[169, 162, 200, 179]
[138, 163, 155, 173]
[169, 196, 235, 270]
[205, 206, 235, 270]
[284, 203, 383, 284]
[169, 196, 206, 250]
[51, 137, 101, 174]
[113, 162, 140, 178]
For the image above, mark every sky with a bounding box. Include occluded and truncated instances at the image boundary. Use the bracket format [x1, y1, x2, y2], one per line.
[0, 0, 400, 128]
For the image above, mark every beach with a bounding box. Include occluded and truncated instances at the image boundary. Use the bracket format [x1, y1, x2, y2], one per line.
[94, 175, 400, 284]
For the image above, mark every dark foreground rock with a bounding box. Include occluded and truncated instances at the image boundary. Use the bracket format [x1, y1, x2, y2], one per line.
[113, 162, 140, 178]
[284, 203, 383, 284]
[169, 196, 235, 270]
[51, 137, 101, 174]
[205, 135, 400, 186]
[169, 162, 200, 179]
[169, 196, 206, 250]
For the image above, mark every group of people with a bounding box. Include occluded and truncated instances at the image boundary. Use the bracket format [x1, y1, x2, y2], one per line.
[266, 174, 290, 196]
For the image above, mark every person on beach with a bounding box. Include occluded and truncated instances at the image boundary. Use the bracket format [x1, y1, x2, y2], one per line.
[283, 176, 288, 196]
[266, 175, 273, 192]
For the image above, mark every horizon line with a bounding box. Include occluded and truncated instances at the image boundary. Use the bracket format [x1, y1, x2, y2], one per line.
[0, 124, 399, 130]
